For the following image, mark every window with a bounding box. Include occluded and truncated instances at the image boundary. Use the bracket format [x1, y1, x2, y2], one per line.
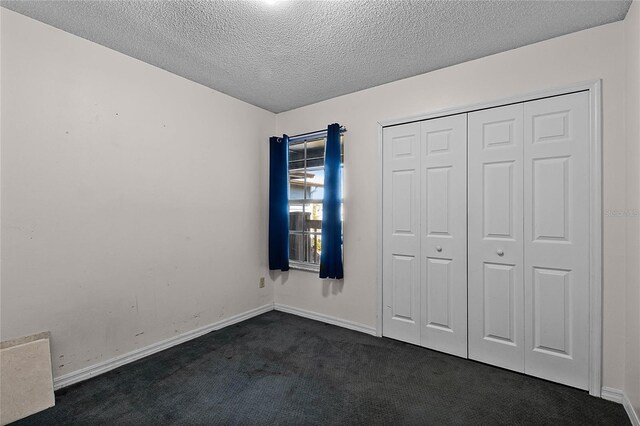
[288, 136, 344, 271]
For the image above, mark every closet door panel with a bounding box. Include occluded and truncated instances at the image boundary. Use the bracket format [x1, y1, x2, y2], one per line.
[523, 91, 590, 390]
[383, 123, 421, 345]
[420, 114, 467, 357]
[468, 104, 525, 372]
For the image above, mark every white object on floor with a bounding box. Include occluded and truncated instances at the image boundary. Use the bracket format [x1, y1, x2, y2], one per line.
[1, 332, 55, 425]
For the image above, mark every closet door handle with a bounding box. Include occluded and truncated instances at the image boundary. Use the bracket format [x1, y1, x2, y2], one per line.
[497, 249, 504, 256]
[436, 246, 442, 252]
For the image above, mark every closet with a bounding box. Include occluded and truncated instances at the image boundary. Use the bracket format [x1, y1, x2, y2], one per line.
[382, 90, 591, 390]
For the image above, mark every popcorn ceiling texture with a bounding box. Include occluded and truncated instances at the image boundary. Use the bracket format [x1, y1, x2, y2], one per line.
[0, 0, 632, 113]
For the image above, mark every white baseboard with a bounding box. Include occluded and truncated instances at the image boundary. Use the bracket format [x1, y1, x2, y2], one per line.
[274, 303, 377, 336]
[53, 302, 377, 391]
[53, 303, 274, 390]
[601, 386, 625, 404]
[601, 387, 639, 426]
[624, 396, 640, 426]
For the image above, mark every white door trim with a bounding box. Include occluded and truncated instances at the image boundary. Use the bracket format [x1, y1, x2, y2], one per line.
[376, 80, 603, 397]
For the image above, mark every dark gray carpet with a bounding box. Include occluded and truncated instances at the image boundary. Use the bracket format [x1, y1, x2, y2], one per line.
[16, 311, 629, 425]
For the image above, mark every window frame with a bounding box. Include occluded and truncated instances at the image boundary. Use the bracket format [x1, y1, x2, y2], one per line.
[288, 136, 344, 272]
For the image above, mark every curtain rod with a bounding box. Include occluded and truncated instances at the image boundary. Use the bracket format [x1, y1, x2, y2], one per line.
[277, 126, 347, 145]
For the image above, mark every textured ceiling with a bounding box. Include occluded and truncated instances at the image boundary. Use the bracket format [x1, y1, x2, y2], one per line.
[1, 1, 632, 113]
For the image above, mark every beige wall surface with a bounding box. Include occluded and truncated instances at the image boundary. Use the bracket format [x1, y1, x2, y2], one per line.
[1, 9, 274, 380]
[274, 21, 629, 390]
[625, 0, 640, 415]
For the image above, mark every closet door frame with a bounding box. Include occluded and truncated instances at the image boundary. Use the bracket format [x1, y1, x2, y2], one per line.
[376, 80, 602, 397]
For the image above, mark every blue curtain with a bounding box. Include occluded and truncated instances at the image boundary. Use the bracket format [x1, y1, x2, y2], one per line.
[320, 123, 344, 279]
[269, 135, 289, 271]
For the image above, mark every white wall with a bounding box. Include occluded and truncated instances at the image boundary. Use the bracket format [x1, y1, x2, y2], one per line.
[625, 0, 640, 415]
[0, 9, 274, 380]
[274, 21, 629, 390]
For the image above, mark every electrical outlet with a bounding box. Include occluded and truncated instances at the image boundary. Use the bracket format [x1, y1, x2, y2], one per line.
[259, 277, 265, 288]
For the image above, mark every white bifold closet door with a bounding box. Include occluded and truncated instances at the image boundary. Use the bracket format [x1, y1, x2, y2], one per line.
[523, 92, 590, 390]
[468, 91, 590, 389]
[468, 103, 525, 372]
[383, 115, 467, 357]
[383, 90, 591, 390]
[420, 115, 467, 357]
[382, 122, 422, 345]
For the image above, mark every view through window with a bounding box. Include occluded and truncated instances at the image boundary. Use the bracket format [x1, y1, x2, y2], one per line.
[288, 136, 344, 270]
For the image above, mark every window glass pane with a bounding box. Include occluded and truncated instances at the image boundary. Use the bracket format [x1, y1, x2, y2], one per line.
[306, 167, 324, 200]
[289, 141, 306, 200]
[289, 234, 306, 263]
[305, 203, 323, 233]
[300, 203, 344, 232]
[289, 162, 305, 200]
[289, 144, 305, 163]
[305, 138, 325, 169]
[289, 204, 305, 232]
[340, 164, 344, 199]
[340, 135, 345, 197]
[309, 234, 322, 265]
